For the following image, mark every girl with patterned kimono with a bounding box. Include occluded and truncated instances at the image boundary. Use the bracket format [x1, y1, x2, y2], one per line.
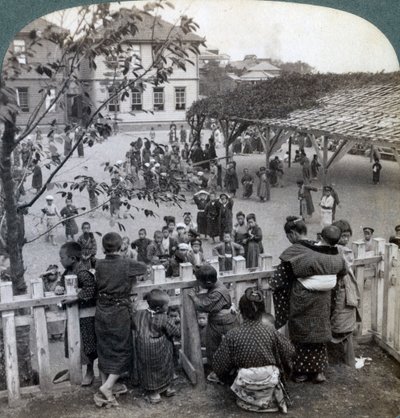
[268, 219, 346, 384]
[213, 288, 294, 413]
[55, 242, 97, 386]
[135, 289, 181, 404]
[188, 265, 239, 382]
[77, 222, 97, 269]
[243, 213, 264, 268]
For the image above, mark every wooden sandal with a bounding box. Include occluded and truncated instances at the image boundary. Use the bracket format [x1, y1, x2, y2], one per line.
[94, 392, 119, 408]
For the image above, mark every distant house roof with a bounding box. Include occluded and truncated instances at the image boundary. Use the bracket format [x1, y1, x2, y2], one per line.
[253, 82, 400, 146]
[247, 62, 281, 72]
[104, 9, 204, 43]
[240, 70, 277, 81]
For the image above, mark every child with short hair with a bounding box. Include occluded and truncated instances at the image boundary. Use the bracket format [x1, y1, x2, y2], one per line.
[261, 312, 275, 328]
[77, 222, 97, 270]
[212, 232, 245, 271]
[197, 312, 208, 348]
[132, 228, 152, 264]
[188, 265, 238, 382]
[60, 197, 79, 241]
[94, 232, 147, 407]
[120, 236, 137, 260]
[55, 242, 97, 386]
[135, 289, 181, 404]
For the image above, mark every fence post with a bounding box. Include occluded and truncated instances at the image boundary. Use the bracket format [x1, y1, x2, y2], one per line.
[371, 238, 385, 334]
[393, 248, 400, 351]
[180, 263, 193, 281]
[352, 241, 365, 336]
[259, 254, 273, 271]
[233, 256, 248, 305]
[31, 278, 52, 392]
[64, 275, 82, 385]
[208, 258, 220, 275]
[180, 289, 206, 389]
[0, 281, 21, 407]
[382, 243, 397, 343]
[152, 265, 166, 285]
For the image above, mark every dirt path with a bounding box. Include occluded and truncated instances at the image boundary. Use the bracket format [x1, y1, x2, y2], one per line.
[1, 343, 400, 418]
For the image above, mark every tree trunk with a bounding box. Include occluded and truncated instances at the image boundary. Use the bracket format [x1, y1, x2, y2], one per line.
[0, 118, 34, 389]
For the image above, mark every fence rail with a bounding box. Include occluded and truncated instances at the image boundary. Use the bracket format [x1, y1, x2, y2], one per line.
[0, 240, 399, 407]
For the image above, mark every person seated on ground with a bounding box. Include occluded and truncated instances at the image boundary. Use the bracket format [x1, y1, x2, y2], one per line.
[212, 231, 245, 272]
[166, 243, 190, 277]
[120, 236, 137, 260]
[147, 231, 169, 268]
[362, 227, 375, 254]
[176, 223, 189, 244]
[213, 288, 295, 414]
[134, 289, 180, 404]
[188, 265, 239, 383]
[187, 239, 206, 269]
[55, 242, 97, 386]
[161, 226, 178, 258]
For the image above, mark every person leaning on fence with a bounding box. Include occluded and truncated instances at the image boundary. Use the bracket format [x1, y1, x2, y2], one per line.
[134, 289, 181, 404]
[213, 231, 245, 272]
[213, 288, 294, 414]
[55, 242, 97, 386]
[94, 232, 147, 407]
[188, 264, 239, 384]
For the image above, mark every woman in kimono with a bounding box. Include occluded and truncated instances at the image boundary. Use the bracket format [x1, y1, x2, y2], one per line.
[256, 167, 269, 202]
[268, 218, 346, 384]
[208, 160, 218, 193]
[300, 153, 311, 184]
[204, 192, 220, 243]
[94, 233, 147, 406]
[213, 288, 294, 413]
[372, 158, 382, 184]
[31, 159, 42, 193]
[218, 193, 233, 242]
[193, 190, 210, 238]
[241, 168, 253, 198]
[311, 154, 321, 179]
[297, 180, 318, 221]
[60, 197, 79, 241]
[243, 213, 264, 268]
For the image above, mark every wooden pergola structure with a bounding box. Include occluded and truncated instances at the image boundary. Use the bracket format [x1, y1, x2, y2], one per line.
[239, 82, 400, 185]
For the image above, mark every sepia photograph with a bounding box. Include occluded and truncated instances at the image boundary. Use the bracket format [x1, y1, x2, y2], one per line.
[0, 0, 399, 416]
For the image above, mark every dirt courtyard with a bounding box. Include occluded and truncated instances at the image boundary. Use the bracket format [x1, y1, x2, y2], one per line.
[2, 131, 400, 417]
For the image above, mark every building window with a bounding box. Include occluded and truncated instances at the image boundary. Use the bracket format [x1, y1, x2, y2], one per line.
[108, 88, 120, 112]
[13, 40, 27, 64]
[175, 87, 186, 110]
[153, 87, 164, 111]
[45, 88, 56, 112]
[16, 87, 29, 112]
[131, 44, 141, 67]
[131, 87, 142, 111]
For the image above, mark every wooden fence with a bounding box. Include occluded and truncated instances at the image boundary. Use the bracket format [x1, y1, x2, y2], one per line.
[0, 240, 399, 407]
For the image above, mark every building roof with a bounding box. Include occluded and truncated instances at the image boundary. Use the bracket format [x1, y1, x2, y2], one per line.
[254, 82, 400, 146]
[246, 62, 281, 72]
[240, 70, 277, 80]
[104, 8, 204, 43]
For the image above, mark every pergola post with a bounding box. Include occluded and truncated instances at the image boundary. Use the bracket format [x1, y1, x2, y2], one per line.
[322, 136, 329, 186]
[288, 135, 292, 168]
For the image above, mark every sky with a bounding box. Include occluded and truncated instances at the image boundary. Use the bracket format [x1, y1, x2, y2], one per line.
[45, 0, 399, 73]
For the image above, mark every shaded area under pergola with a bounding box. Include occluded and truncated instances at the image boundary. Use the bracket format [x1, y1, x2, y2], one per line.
[238, 81, 400, 185]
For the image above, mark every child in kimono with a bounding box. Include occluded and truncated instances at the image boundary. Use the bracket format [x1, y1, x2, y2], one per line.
[212, 232, 245, 272]
[241, 168, 254, 198]
[60, 197, 79, 241]
[135, 289, 181, 404]
[242, 213, 264, 268]
[55, 242, 97, 386]
[94, 233, 147, 406]
[132, 228, 152, 264]
[77, 222, 97, 270]
[188, 265, 238, 382]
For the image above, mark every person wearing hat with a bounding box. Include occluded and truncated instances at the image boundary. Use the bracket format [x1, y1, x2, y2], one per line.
[194, 190, 210, 238]
[319, 186, 334, 227]
[362, 227, 375, 253]
[175, 223, 189, 245]
[41, 195, 60, 246]
[166, 243, 190, 277]
[389, 225, 400, 249]
[218, 193, 233, 242]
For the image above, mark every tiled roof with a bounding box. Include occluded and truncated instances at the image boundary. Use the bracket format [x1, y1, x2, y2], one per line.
[246, 62, 280, 72]
[105, 9, 204, 43]
[255, 83, 400, 145]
